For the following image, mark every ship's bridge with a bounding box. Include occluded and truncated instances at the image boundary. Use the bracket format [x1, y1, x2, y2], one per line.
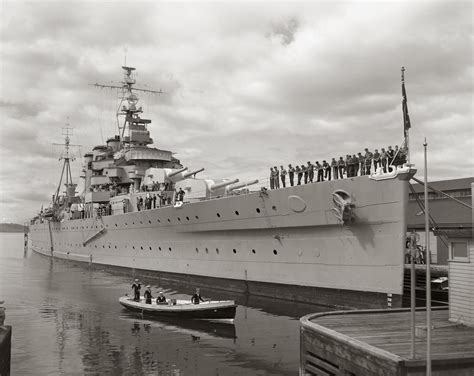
[118, 146, 172, 162]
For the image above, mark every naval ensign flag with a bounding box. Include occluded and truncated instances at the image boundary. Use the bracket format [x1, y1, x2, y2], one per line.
[402, 75, 411, 138]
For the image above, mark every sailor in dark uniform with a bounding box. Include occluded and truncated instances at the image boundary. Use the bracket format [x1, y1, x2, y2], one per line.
[296, 165, 303, 185]
[303, 164, 308, 184]
[345, 155, 352, 177]
[387, 146, 395, 166]
[398, 146, 407, 166]
[380, 148, 388, 173]
[352, 154, 359, 176]
[269, 168, 275, 189]
[132, 279, 141, 302]
[288, 164, 295, 186]
[357, 153, 364, 175]
[315, 161, 323, 182]
[322, 160, 331, 181]
[364, 148, 373, 175]
[373, 149, 381, 172]
[178, 188, 185, 202]
[393, 145, 400, 166]
[144, 285, 153, 304]
[156, 292, 167, 304]
[191, 288, 205, 304]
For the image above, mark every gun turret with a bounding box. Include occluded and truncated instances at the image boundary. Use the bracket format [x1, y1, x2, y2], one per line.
[226, 179, 259, 192]
[167, 167, 188, 178]
[183, 168, 205, 179]
[209, 179, 239, 192]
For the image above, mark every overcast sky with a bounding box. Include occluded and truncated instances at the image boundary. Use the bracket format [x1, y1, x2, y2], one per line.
[0, 1, 472, 223]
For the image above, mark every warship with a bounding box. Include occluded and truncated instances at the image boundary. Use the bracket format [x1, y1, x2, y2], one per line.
[29, 66, 416, 309]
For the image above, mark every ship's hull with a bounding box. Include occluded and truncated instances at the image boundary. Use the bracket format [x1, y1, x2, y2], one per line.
[29, 175, 408, 309]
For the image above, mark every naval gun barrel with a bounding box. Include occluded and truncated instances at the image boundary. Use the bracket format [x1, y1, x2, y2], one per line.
[167, 167, 188, 178]
[227, 179, 259, 191]
[183, 168, 205, 179]
[209, 179, 239, 192]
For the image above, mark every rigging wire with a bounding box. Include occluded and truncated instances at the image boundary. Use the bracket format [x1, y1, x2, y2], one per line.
[408, 182, 449, 250]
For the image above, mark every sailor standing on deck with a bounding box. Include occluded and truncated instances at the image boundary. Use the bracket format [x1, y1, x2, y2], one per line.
[280, 166, 287, 188]
[373, 149, 381, 172]
[300, 164, 307, 184]
[296, 165, 303, 185]
[331, 158, 338, 179]
[132, 279, 141, 302]
[380, 148, 388, 172]
[398, 145, 407, 166]
[386, 146, 395, 166]
[269, 168, 275, 189]
[307, 161, 314, 183]
[357, 153, 364, 175]
[364, 148, 373, 175]
[345, 155, 352, 177]
[315, 161, 323, 182]
[322, 160, 331, 181]
[178, 188, 185, 202]
[288, 164, 295, 186]
[273, 166, 280, 189]
[392, 145, 400, 166]
[338, 156, 345, 179]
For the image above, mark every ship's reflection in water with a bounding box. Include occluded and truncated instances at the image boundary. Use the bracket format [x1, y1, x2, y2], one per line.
[0, 233, 332, 375]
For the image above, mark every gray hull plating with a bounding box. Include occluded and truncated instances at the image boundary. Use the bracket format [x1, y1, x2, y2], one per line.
[30, 175, 408, 308]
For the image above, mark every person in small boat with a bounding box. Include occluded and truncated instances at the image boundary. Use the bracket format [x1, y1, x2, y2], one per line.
[156, 292, 167, 304]
[191, 288, 205, 304]
[144, 285, 153, 304]
[132, 279, 141, 302]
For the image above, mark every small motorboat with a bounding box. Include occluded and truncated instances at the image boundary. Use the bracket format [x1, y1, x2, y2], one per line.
[119, 296, 237, 320]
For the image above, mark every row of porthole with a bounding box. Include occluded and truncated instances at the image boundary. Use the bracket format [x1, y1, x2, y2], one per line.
[55, 243, 279, 255]
[32, 206, 277, 231]
[73, 206, 275, 228]
[195, 247, 278, 255]
[114, 207, 271, 227]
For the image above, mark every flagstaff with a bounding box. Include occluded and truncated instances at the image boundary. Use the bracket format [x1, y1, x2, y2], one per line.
[401, 67, 411, 165]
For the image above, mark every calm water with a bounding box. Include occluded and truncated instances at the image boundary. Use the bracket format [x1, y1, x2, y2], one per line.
[0, 232, 329, 375]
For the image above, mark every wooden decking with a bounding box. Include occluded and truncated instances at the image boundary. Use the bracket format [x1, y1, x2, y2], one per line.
[300, 307, 474, 375]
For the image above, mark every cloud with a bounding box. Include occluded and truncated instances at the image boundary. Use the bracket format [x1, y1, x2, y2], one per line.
[267, 17, 300, 45]
[0, 1, 472, 223]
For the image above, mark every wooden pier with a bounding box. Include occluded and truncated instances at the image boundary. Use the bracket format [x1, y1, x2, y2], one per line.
[300, 306, 474, 375]
[0, 303, 11, 376]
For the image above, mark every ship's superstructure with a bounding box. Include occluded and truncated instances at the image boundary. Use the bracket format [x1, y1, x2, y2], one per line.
[29, 66, 417, 309]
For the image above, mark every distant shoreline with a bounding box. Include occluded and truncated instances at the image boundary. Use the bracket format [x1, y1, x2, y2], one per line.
[0, 224, 27, 233]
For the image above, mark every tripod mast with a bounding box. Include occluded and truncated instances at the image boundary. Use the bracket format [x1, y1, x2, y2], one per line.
[52, 125, 79, 206]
